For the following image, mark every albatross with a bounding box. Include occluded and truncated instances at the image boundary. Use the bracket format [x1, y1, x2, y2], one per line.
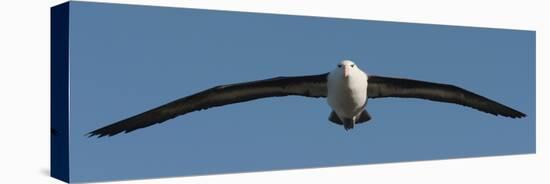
[88, 60, 525, 137]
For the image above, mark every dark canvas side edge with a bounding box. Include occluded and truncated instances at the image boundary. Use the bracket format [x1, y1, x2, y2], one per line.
[51, 1, 70, 183]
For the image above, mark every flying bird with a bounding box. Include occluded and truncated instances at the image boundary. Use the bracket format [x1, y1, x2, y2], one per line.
[88, 60, 525, 137]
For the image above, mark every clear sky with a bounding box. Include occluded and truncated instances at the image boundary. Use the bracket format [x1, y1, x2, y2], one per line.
[66, 2, 535, 182]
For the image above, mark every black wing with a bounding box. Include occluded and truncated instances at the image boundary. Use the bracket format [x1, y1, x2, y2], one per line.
[367, 75, 525, 118]
[88, 73, 328, 137]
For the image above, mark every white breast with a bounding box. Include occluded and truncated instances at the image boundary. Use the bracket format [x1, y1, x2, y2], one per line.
[326, 70, 368, 118]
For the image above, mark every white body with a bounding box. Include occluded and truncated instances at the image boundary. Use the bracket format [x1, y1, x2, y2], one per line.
[326, 60, 368, 122]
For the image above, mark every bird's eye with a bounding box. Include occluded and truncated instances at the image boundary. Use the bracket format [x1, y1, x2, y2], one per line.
[338, 64, 342, 68]
[351, 65, 355, 68]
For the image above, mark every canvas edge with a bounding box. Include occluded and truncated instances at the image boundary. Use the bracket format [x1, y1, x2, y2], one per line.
[51, 1, 71, 183]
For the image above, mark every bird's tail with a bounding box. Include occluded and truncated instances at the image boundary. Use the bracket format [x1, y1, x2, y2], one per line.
[328, 110, 371, 130]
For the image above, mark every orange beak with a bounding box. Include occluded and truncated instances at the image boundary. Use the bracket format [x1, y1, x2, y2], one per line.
[344, 65, 350, 78]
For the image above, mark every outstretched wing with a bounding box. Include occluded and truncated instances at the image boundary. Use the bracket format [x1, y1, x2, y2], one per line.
[88, 73, 328, 137]
[367, 75, 525, 118]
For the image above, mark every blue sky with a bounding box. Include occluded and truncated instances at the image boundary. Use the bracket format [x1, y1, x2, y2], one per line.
[67, 2, 535, 182]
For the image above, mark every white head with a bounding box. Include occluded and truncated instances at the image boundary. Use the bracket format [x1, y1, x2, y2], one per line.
[333, 60, 361, 78]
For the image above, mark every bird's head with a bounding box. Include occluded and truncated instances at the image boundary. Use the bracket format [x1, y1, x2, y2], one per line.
[334, 60, 360, 78]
